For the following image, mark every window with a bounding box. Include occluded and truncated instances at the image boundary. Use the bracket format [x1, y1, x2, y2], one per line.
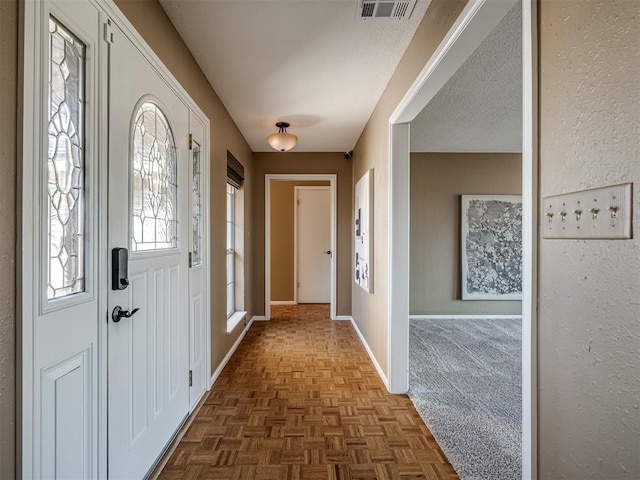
[226, 151, 246, 332]
[131, 102, 177, 251]
[191, 141, 202, 267]
[47, 17, 86, 299]
[226, 182, 235, 318]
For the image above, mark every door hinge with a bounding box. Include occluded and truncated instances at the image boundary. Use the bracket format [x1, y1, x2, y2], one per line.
[103, 21, 114, 44]
[188, 252, 192, 268]
[188, 134, 193, 150]
[189, 370, 193, 387]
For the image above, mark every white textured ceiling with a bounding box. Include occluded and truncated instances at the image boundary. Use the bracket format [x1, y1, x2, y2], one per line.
[159, 0, 431, 152]
[411, 2, 522, 153]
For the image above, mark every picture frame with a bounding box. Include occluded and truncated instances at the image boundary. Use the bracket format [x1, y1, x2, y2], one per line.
[461, 194, 522, 300]
[355, 169, 373, 293]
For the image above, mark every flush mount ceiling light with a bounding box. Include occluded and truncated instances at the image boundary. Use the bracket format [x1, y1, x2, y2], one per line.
[267, 122, 298, 152]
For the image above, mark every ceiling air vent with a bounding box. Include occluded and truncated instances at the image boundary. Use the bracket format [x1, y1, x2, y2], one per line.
[356, 0, 416, 20]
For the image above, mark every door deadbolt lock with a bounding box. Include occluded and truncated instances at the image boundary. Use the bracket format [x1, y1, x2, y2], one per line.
[112, 248, 129, 290]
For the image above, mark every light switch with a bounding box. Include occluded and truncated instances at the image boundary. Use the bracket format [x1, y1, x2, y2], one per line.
[543, 183, 632, 239]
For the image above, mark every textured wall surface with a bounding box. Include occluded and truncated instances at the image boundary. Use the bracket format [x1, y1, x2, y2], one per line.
[538, 0, 640, 477]
[411, 2, 522, 154]
[270, 181, 330, 302]
[410, 153, 522, 315]
[252, 153, 352, 316]
[0, 0, 17, 477]
[352, 0, 468, 377]
[115, 0, 255, 373]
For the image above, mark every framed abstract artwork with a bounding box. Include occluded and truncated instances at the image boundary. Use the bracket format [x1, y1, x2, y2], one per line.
[355, 169, 373, 293]
[461, 195, 522, 300]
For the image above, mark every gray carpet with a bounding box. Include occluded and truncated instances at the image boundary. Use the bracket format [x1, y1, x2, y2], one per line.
[409, 318, 522, 480]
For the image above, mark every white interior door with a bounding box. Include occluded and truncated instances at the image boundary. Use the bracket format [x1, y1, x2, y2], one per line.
[296, 187, 331, 303]
[107, 25, 190, 480]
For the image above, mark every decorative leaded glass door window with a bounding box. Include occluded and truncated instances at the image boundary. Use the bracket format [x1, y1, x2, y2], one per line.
[131, 102, 178, 251]
[191, 141, 202, 267]
[47, 17, 86, 299]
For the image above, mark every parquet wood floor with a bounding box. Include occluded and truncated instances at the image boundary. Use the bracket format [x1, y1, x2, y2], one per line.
[158, 305, 458, 480]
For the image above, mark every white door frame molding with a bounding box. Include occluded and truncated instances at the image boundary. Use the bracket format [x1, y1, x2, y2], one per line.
[19, 0, 211, 477]
[386, 0, 538, 478]
[264, 174, 338, 320]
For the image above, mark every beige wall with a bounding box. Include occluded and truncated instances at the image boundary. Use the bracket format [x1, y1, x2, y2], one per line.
[114, 0, 255, 373]
[252, 153, 352, 316]
[410, 153, 522, 316]
[351, 0, 468, 377]
[270, 181, 330, 302]
[355, 1, 640, 475]
[0, 0, 17, 477]
[538, 0, 640, 477]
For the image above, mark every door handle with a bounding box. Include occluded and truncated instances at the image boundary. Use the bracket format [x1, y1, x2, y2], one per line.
[324, 250, 332, 257]
[112, 306, 140, 323]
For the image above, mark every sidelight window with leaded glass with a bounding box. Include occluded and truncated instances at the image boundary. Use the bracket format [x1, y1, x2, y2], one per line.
[131, 102, 178, 251]
[191, 142, 202, 267]
[47, 17, 86, 300]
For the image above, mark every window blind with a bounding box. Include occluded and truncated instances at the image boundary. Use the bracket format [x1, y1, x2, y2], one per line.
[227, 151, 244, 188]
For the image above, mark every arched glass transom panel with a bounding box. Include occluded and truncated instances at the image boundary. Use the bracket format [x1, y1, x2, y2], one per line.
[131, 102, 178, 251]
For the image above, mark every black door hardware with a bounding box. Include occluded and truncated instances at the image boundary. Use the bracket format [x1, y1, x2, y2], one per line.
[112, 248, 129, 290]
[112, 306, 140, 323]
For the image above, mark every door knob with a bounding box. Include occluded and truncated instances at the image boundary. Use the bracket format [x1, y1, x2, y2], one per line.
[325, 250, 332, 255]
[112, 306, 140, 323]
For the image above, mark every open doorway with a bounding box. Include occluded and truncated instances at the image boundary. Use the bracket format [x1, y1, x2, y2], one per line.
[387, 0, 537, 478]
[407, 3, 523, 478]
[264, 174, 338, 319]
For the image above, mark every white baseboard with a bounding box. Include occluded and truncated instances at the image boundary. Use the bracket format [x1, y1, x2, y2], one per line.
[246, 316, 255, 332]
[209, 317, 255, 388]
[349, 318, 389, 389]
[251, 315, 269, 321]
[333, 315, 353, 321]
[270, 301, 297, 305]
[410, 314, 523, 320]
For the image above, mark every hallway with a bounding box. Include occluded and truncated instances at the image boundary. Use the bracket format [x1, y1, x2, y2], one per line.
[157, 305, 457, 479]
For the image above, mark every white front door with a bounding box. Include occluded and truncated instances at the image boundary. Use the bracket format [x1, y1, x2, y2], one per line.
[296, 187, 331, 303]
[107, 25, 190, 480]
